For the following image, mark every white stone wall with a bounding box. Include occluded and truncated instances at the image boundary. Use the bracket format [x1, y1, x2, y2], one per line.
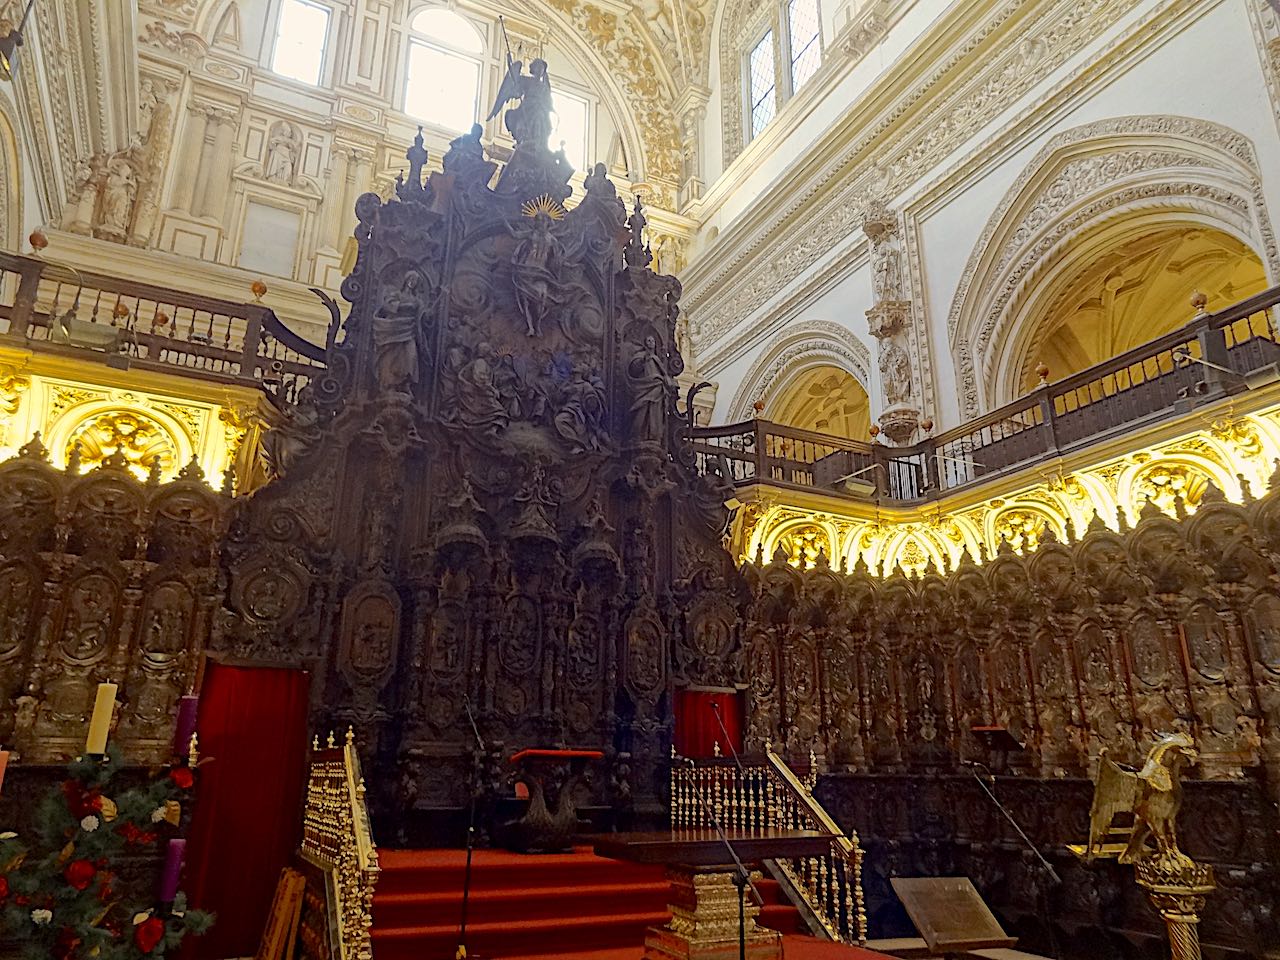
[688, 0, 1280, 433]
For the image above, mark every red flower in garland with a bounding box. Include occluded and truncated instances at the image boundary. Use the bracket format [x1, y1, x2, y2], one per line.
[0, 875, 8, 901]
[64, 858, 96, 891]
[61, 780, 103, 819]
[169, 766, 194, 790]
[134, 916, 167, 953]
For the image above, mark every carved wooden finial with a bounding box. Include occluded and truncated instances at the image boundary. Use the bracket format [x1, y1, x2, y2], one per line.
[1108, 506, 1126, 534]
[1036, 362, 1050, 386]
[313, 734, 320, 750]
[346, 725, 356, 747]
[1238, 472, 1255, 504]
[327, 730, 336, 748]
[146, 458, 163, 486]
[19, 431, 48, 461]
[65, 441, 82, 475]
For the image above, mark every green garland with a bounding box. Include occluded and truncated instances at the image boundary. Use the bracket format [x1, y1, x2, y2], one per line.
[0, 747, 213, 959]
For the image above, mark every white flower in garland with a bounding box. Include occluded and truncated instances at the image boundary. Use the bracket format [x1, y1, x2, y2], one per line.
[150, 806, 167, 824]
[31, 908, 52, 925]
[0, 831, 16, 840]
[80, 815, 99, 832]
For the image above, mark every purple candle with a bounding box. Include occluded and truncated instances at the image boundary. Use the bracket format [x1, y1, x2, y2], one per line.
[173, 696, 198, 757]
[158, 838, 186, 903]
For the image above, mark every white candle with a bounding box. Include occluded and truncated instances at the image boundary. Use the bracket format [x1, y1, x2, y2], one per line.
[85, 683, 118, 755]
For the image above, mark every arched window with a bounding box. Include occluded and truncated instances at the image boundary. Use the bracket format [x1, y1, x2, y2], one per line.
[549, 89, 590, 172]
[404, 8, 485, 133]
[271, 0, 331, 86]
[725, 0, 823, 154]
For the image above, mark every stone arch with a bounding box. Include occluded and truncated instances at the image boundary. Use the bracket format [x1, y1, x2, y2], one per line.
[0, 100, 20, 252]
[727, 320, 872, 422]
[948, 116, 1280, 416]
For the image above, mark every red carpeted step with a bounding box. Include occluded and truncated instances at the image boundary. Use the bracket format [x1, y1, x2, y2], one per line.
[372, 910, 671, 959]
[371, 846, 810, 959]
[374, 878, 672, 927]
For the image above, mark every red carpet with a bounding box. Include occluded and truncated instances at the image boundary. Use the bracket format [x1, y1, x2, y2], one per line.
[372, 847, 886, 960]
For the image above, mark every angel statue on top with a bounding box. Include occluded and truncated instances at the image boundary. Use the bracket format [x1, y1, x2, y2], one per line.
[487, 55, 554, 147]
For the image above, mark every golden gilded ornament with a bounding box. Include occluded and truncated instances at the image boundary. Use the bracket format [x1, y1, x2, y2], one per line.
[521, 195, 566, 221]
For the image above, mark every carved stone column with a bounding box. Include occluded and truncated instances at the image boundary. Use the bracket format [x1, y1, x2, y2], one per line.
[169, 105, 209, 213]
[862, 201, 921, 445]
[197, 108, 237, 220]
[675, 88, 709, 210]
[318, 146, 351, 251]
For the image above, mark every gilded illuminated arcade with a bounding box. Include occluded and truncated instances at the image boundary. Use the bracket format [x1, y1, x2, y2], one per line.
[2, 0, 1280, 959]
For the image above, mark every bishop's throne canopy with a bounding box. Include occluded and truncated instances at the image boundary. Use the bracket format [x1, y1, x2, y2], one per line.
[215, 61, 738, 820]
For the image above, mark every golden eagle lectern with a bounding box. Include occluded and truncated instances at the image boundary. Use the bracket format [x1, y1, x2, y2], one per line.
[1072, 733, 1215, 960]
[1074, 731, 1197, 865]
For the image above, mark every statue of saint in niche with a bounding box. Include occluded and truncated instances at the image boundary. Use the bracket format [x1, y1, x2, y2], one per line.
[627, 335, 675, 442]
[372, 272, 431, 391]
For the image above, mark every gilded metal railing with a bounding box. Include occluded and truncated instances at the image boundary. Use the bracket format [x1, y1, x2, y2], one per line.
[670, 745, 867, 945]
[300, 729, 380, 960]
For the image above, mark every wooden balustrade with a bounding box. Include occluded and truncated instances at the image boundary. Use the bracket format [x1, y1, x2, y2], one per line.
[693, 285, 1280, 503]
[0, 251, 326, 401]
[670, 747, 867, 945]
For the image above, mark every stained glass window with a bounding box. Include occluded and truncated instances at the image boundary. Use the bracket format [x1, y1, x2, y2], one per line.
[788, 0, 821, 92]
[749, 30, 777, 138]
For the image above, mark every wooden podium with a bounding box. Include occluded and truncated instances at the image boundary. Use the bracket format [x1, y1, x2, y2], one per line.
[594, 829, 833, 960]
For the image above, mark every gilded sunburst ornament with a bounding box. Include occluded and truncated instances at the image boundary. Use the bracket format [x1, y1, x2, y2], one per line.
[521, 195, 566, 220]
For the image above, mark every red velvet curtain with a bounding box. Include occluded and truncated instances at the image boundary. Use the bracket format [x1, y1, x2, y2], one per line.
[184, 663, 310, 959]
[674, 689, 743, 758]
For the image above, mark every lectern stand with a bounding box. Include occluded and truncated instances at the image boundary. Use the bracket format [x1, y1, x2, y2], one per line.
[594, 829, 832, 960]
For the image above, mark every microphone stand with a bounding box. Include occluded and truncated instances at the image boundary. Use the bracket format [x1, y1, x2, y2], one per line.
[456, 696, 486, 960]
[960, 760, 1061, 887]
[710, 700, 744, 775]
[682, 757, 760, 960]
[961, 761, 1063, 960]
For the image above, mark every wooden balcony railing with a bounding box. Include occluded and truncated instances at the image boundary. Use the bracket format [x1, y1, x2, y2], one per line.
[691, 285, 1280, 502]
[0, 251, 327, 404]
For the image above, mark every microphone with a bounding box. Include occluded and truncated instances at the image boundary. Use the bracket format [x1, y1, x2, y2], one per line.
[709, 700, 744, 774]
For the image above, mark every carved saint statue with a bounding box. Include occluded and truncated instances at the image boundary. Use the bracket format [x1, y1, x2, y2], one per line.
[372, 272, 430, 391]
[455, 342, 509, 438]
[266, 121, 300, 185]
[627, 335, 675, 442]
[872, 236, 903, 302]
[510, 213, 563, 337]
[879, 343, 912, 405]
[487, 57, 554, 147]
[100, 158, 137, 237]
[554, 361, 609, 453]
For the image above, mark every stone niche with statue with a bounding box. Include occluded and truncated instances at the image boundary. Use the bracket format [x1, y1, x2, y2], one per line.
[210, 65, 738, 831]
